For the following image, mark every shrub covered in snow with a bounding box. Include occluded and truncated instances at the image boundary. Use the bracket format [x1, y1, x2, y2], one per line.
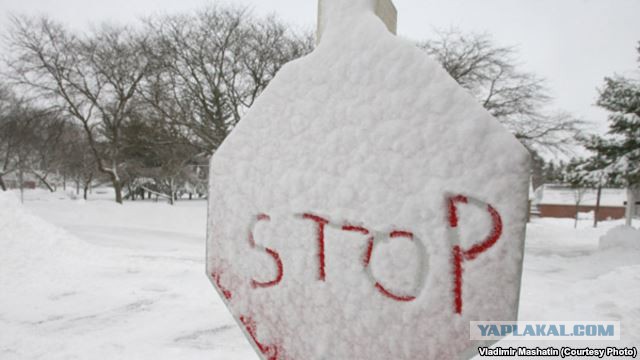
[599, 225, 640, 251]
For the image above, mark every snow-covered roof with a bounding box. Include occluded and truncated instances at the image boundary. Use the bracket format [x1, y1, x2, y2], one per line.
[534, 184, 627, 207]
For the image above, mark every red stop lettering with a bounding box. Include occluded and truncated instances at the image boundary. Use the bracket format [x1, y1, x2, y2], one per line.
[448, 195, 503, 315]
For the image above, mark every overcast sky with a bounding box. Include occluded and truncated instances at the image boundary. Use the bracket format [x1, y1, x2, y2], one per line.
[1, 0, 639, 136]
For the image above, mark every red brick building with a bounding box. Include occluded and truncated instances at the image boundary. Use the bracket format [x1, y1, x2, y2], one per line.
[2, 173, 37, 190]
[532, 185, 636, 221]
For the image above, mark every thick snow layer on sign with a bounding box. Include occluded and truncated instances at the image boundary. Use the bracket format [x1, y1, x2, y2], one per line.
[207, 0, 529, 359]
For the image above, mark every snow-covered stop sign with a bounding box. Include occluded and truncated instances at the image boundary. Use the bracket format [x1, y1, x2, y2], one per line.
[206, 0, 530, 359]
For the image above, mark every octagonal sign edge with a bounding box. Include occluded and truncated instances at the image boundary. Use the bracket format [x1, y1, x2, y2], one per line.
[206, 1, 530, 359]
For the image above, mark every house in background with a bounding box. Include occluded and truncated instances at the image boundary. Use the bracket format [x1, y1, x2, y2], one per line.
[1, 172, 37, 190]
[532, 184, 638, 221]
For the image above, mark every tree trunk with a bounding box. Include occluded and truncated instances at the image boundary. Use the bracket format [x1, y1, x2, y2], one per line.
[113, 179, 123, 204]
[593, 184, 602, 228]
[83, 173, 93, 200]
[0, 175, 6, 191]
[19, 167, 24, 204]
[625, 187, 635, 227]
[574, 202, 579, 229]
[128, 184, 135, 201]
[35, 173, 55, 192]
[168, 178, 175, 205]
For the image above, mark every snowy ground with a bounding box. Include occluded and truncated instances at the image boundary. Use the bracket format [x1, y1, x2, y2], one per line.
[1, 189, 638, 359]
[0, 190, 256, 360]
[508, 217, 640, 353]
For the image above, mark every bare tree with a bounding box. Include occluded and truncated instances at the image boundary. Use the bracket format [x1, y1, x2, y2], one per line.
[140, 7, 246, 153]
[26, 111, 67, 192]
[571, 187, 588, 229]
[418, 29, 583, 153]
[0, 89, 66, 193]
[0, 85, 14, 191]
[119, 109, 200, 204]
[0, 93, 32, 192]
[564, 158, 598, 228]
[227, 15, 314, 120]
[3, 7, 313, 203]
[4, 17, 151, 203]
[57, 124, 97, 199]
[141, 6, 313, 154]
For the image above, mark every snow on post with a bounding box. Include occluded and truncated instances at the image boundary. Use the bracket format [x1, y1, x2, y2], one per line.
[206, 0, 530, 359]
[316, 0, 397, 44]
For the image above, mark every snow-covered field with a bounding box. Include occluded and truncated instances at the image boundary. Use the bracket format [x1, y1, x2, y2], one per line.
[0, 190, 256, 360]
[1, 189, 638, 359]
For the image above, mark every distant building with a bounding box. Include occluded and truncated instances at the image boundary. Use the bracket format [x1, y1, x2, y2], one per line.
[532, 184, 638, 221]
[1, 172, 37, 190]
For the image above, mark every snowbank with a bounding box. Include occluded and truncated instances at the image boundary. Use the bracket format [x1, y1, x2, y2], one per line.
[0, 191, 96, 264]
[599, 225, 640, 251]
[0, 191, 98, 313]
[0, 192, 248, 360]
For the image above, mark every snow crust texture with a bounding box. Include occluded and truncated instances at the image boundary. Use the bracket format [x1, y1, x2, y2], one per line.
[207, 1, 530, 359]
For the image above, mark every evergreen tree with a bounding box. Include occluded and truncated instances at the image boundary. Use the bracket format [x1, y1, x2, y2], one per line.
[590, 42, 640, 225]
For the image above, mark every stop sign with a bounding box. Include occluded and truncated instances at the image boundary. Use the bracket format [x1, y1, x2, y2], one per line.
[206, 0, 529, 359]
